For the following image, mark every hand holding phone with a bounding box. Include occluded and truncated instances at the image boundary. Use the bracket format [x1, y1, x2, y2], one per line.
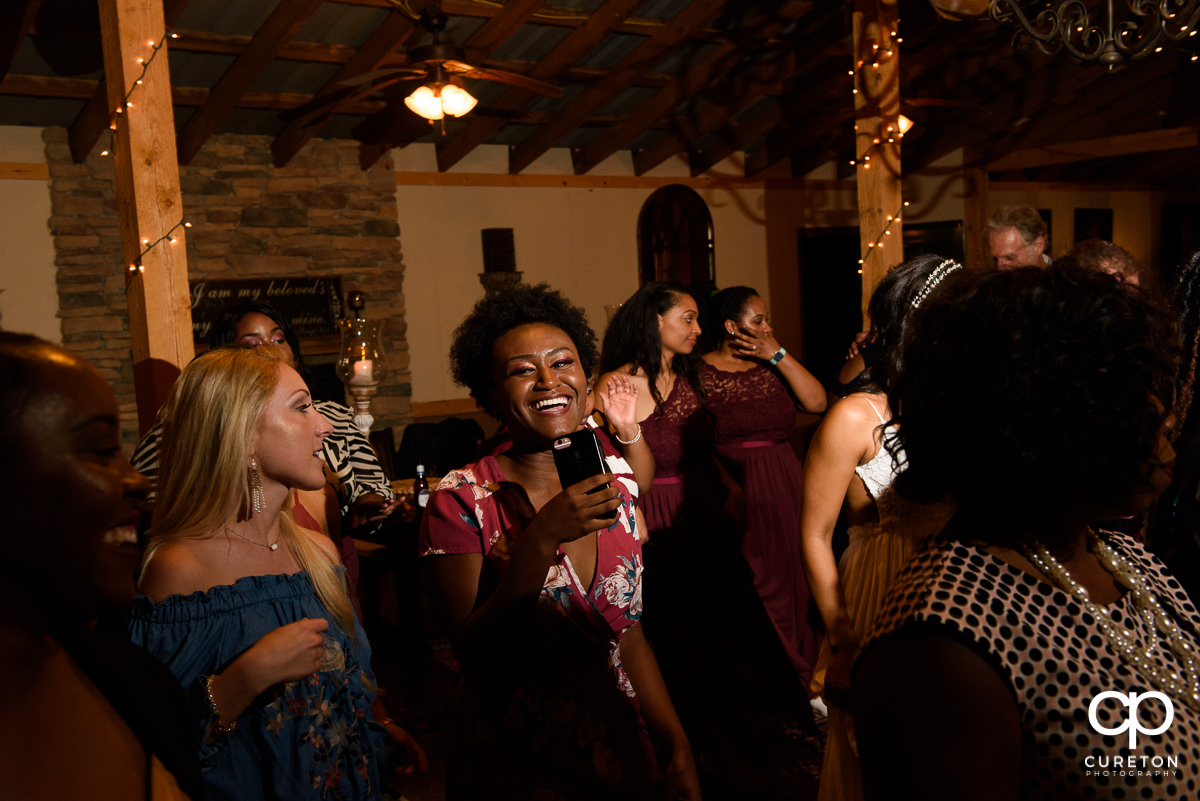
[552, 429, 619, 521]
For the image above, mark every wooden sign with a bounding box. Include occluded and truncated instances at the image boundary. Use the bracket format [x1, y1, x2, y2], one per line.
[189, 277, 344, 343]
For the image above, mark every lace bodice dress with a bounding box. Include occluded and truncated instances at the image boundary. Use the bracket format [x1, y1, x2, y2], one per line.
[637, 374, 811, 793]
[699, 361, 818, 681]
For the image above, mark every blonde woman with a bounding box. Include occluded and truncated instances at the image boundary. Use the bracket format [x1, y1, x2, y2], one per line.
[128, 347, 423, 800]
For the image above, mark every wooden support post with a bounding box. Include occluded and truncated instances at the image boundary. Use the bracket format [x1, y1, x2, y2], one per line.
[851, 0, 902, 324]
[98, 0, 193, 434]
[963, 162, 989, 270]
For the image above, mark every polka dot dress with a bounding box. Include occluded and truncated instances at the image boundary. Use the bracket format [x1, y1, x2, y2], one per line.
[863, 531, 1200, 799]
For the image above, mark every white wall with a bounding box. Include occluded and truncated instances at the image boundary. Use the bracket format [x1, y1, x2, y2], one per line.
[0, 126, 58, 342]
[394, 144, 769, 403]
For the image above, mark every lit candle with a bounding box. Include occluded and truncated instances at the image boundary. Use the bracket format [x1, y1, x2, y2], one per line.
[350, 359, 374, 385]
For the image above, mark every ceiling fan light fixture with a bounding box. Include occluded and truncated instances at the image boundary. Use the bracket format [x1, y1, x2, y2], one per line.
[405, 84, 444, 120]
[440, 83, 477, 117]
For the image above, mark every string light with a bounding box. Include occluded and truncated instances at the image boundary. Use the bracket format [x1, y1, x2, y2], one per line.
[127, 221, 191, 275]
[101, 30, 177, 158]
[850, 20, 906, 171]
[857, 200, 908, 274]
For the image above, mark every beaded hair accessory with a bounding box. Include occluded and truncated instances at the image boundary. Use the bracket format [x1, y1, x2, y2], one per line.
[909, 259, 963, 309]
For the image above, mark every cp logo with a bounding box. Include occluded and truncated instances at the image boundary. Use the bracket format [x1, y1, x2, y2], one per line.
[1088, 691, 1174, 750]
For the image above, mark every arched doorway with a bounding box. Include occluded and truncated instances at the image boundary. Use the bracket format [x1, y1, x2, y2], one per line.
[637, 185, 715, 294]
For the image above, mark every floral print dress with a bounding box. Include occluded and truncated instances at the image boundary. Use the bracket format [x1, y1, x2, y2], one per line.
[419, 427, 658, 800]
[127, 572, 386, 801]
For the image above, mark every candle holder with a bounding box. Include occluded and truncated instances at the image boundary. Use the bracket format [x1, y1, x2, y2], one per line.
[336, 291, 387, 432]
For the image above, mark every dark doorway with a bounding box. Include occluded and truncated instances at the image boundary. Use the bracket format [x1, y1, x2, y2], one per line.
[1162, 202, 1200, 286]
[638, 185, 716, 295]
[798, 220, 966, 389]
[798, 227, 862, 389]
[904, 220, 964, 263]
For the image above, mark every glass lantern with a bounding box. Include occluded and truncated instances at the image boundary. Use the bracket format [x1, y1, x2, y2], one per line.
[336, 291, 386, 431]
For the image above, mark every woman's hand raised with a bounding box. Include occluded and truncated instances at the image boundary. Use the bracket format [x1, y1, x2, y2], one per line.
[602, 373, 640, 439]
[730, 326, 782, 362]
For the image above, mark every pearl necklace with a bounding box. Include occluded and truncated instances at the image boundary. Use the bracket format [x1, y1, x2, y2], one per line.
[1023, 529, 1200, 712]
[225, 526, 279, 551]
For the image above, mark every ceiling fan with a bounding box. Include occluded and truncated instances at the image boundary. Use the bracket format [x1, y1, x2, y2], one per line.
[332, 3, 563, 122]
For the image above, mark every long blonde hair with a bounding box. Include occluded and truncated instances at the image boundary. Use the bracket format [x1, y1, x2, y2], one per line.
[145, 347, 354, 635]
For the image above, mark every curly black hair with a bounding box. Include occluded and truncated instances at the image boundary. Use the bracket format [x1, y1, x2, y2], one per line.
[449, 283, 599, 418]
[891, 263, 1179, 543]
[701, 285, 759, 352]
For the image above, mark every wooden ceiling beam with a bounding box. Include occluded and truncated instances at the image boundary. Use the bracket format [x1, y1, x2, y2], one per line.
[0, 0, 41, 81]
[164, 28, 678, 87]
[791, 125, 853, 178]
[460, 0, 551, 56]
[903, 57, 1103, 174]
[990, 126, 1200, 171]
[684, 10, 849, 176]
[968, 54, 1182, 172]
[436, 0, 645, 172]
[176, 0, 323, 165]
[355, 0, 551, 166]
[631, 51, 794, 175]
[740, 57, 856, 177]
[169, 28, 355, 64]
[572, 0, 812, 176]
[1, 73, 385, 113]
[67, 0, 192, 163]
[509, 0, 730, 175]
[271, 5, 432, 168]
[689, 102, 781, 176]
[330, 0, 732, 42]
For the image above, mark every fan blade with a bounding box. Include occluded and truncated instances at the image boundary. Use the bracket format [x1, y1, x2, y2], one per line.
[441, 60, 477, 74]
[337, 67, 427, 88]
[279, 76, 416, 121]
[458, 66, 564, 99]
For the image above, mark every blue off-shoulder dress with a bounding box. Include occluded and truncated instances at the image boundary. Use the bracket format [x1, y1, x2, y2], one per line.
[127, 572, 387, 801]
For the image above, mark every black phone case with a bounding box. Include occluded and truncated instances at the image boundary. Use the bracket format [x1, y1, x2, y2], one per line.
[552, 429, 619, 519]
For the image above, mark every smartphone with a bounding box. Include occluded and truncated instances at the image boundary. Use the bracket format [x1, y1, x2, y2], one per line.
[552, 429, 619, 520]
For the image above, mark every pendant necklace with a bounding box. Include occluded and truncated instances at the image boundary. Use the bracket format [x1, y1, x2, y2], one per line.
[226, 526, 279, 551]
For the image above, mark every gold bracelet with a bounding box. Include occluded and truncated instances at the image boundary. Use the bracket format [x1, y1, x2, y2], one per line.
[205, 674, 238, 735]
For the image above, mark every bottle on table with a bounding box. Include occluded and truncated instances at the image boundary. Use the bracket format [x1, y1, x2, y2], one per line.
[415, 463, 430, 511]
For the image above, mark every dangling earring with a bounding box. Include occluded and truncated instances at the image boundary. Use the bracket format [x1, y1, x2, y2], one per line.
[249, 456, 266, 515]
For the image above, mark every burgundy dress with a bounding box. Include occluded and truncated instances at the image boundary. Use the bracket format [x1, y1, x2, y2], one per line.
[699, 361, 818, 683]
[639, 375, 811, 792]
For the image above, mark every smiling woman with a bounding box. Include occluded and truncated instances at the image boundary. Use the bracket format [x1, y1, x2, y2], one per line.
[421, 282, 700, 800]
[126, 347, 424, 801]
[0, 333, 202, 800]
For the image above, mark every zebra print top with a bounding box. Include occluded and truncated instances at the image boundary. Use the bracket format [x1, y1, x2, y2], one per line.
[131, 399, 393, 521]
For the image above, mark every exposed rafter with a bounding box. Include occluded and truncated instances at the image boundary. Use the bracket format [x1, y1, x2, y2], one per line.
[176, 0, 324, 165]
[436, 0, 644, 173]
[271, 5, 433, 168]
[508, 0, 729, 174]
[571, 1, 812, 176]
